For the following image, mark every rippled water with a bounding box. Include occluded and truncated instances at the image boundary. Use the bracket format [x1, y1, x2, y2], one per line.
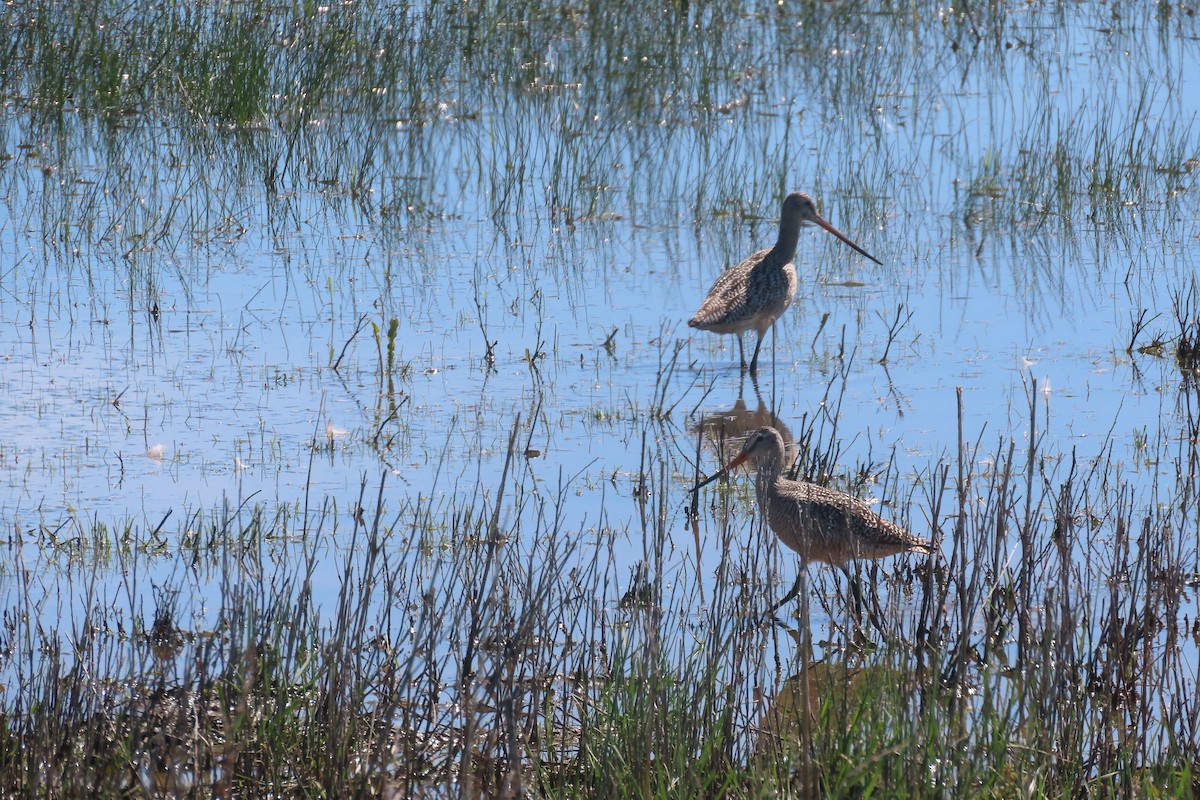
[1, 1, 1198, 642]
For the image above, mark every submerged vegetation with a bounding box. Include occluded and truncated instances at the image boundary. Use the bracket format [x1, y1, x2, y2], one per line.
[3, 0, 1198, 234]
[1, 0, 1200, 797]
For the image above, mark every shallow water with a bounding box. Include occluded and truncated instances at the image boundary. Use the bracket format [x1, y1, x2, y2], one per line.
[1, 1, 1199, 667]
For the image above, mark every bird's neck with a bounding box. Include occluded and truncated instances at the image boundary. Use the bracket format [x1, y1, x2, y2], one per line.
[753, 457, 784, 490]
[773, 216, 801, 260]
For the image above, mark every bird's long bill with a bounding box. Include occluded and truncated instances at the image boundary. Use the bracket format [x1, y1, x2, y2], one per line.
[812, 215, 882, 265]
[692, 451, 752, 493]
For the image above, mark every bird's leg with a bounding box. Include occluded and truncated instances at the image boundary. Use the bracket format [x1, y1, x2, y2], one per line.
[737, 334, 747, 370]
[768, 572, 804, 614]
[755, 566, 809, 634]
[840, 565, 888, 638]
[748, 331, 765, 374]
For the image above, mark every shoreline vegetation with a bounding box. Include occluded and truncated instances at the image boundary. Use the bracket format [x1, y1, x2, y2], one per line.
[2, 1, 1200, 796]
[4, 382, 1199, 796]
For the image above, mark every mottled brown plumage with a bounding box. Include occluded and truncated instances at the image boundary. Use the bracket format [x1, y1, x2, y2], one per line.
[695, 426, 932, 565]
[689, 192, 880, 373]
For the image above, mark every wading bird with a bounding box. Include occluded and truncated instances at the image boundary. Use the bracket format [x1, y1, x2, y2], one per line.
[688, 192, 880, 373]
[693, 426, 932, 616]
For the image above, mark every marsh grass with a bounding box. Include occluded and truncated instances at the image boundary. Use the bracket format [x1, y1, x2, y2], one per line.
[7, 0, 1196, 266]
[1172, 277, 1200, 372]
[3, 377, 1199, 797]
[3, 1, 1200, 797]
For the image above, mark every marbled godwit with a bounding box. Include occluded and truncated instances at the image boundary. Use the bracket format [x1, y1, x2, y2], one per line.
[694, 426, 932, 612]
[689, 192, 880, 373]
